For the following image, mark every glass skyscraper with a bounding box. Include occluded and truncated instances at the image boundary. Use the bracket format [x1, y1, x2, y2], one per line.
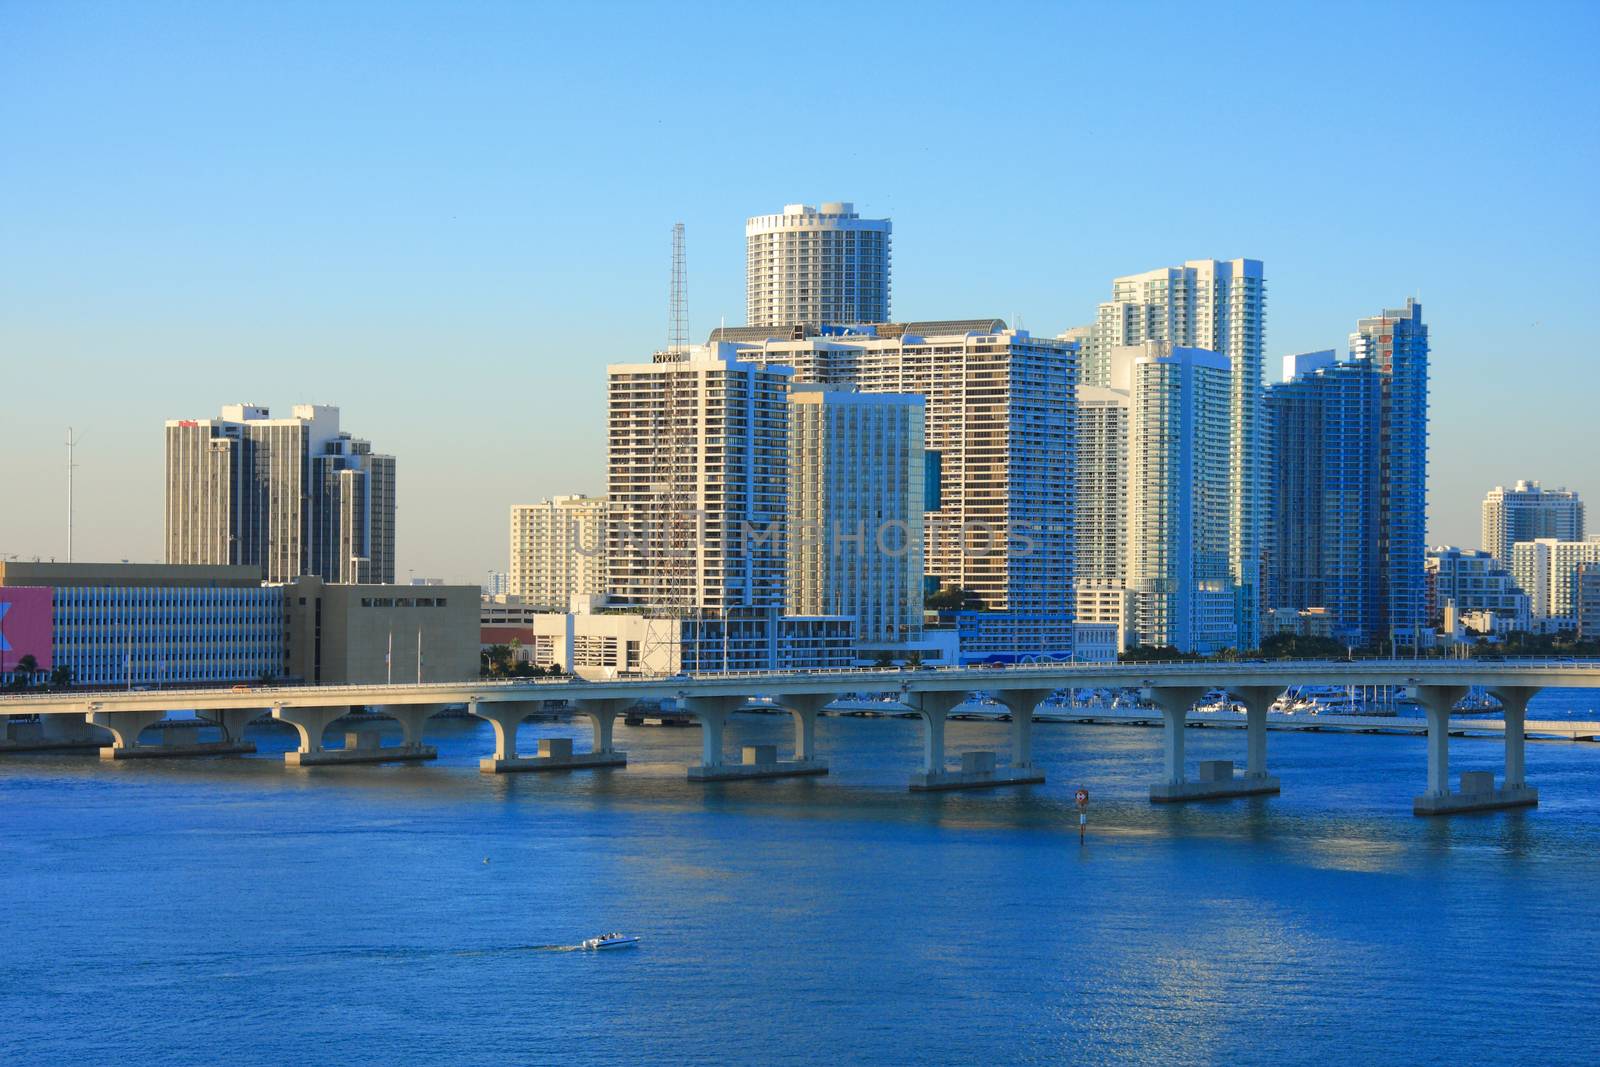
[1266, 300, 1429, 648]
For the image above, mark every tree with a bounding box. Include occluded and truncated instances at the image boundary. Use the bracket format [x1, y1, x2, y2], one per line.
[8, 654, 39, 690]
[926, 586, 984, 612]
[48, 664, 72, 690]
[1259, 633, 1349, 661]
[1119, 645, 1200, 663]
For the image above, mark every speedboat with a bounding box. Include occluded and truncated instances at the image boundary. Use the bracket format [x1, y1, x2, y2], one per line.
[580, 932, 640, 950]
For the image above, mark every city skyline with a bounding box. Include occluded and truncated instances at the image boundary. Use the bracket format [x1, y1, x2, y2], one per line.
[4, 4, 1599, 582]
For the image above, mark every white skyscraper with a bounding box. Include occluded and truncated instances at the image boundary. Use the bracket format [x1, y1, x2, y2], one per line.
[787, 385, 925, 649]
[1483, 481, 1585, 566]
[508, 495, 607, 610]
[607, 345, 791, 616]
[745, 202, 891, 328]
[735, 322, 1076, 661]
[1071, 259, 1265, 646]
[604, 345, 857, 671]
[1121, 343, 1236, 653]
[1074, 385, 1132, 649]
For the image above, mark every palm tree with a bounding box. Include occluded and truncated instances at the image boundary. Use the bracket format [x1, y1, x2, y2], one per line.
[9, 654, 38, 690]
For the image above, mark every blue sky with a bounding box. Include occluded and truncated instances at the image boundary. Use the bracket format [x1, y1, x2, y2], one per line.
[3, 1, 1598, 582]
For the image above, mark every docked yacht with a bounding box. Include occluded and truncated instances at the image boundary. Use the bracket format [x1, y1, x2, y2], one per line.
[580, 933, 640, 950]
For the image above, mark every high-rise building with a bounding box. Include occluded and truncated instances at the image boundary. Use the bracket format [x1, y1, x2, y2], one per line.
[745, 202, 891, 328]
[165, 404, 396, 584]
[734, 322, 1076, 661]
[607, 346, 790, 616]
[1511, 537, 1600, 628]
[508, 495, 607, 610]
[1265, 351, 1382, 645]
[1482, 481, 1585, 565]
[604, 345, 857, 670]
[1351, 299, 1429, 648]
[1265, 301, 1429, 649]
[1070, 259, 1265, 647]
[1074, 385, 1132, 649]
[1121, 343, 1236, 653]
[786, 385, 925, 649]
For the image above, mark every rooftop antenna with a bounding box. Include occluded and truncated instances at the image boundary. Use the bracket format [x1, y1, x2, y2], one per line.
[669, 222, 688, 356]
[66, 427, 82, 563]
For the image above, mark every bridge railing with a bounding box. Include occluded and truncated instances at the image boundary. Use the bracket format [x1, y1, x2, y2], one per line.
[4, 658, 1600, 705]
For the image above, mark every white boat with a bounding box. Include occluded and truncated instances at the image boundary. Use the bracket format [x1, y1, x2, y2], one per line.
[580, 933, 640, 950]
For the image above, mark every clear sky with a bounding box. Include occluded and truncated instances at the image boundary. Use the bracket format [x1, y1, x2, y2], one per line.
[3, 1, 1598, 583]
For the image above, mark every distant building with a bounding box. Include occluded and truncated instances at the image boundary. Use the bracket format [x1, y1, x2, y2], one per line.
[1511, 537, 1600, 630]
[508, 495, 607, 610]
[1075, 385, 1132, 651]
[1123, 343, 1237, 653]
[1263, 606, 1336, 640]
[1067, 259, 1265, 649]
[787, 385, 925, 652]
[605, 344, 853, 671]
[0, 562, 282, 688]
[1482, 481, 1584, 566]
[1577, 563, 1600, 641]
[165, 404, 396, 584]
[1425, 547, 1531, 634]
[734, 323, 1076, 662]
[1265, 301, 1429, 650]
[482, 571, 509, 597]
[0, 562, 477, 688]
[746, 202, 891, 328]
[281, 577, 478, 684]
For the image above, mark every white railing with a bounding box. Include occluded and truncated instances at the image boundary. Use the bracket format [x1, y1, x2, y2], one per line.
[6, 657, 1600, 707]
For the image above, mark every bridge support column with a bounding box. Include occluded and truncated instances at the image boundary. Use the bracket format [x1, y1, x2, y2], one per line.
[768, 694, 832, 777]
[1492, 686, 1540, 792]
[208, 708, 262, 750]
[89, 710, 252, 758]
[578, 698, 633, 757]
[1147, 685, 1274, 803]
[1236, 686, 1283, 798]
[1004, 688, 1054, 774]
[1412, 685, 1536, 815]
[685, 695, 816, 781]
[910, 690, 1043, 791]
[275, 707, 352, 766]
[0, 713, 104, 753]
[88, 710, 163, 759]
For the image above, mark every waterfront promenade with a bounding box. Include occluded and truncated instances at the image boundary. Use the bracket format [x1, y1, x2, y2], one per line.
[5, 659, 1599, 817]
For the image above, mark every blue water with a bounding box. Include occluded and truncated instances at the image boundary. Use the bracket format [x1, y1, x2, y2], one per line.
[4, 692, 1600, 1066]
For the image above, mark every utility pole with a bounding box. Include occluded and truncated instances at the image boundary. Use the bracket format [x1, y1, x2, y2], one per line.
[65, 428, 81, 563]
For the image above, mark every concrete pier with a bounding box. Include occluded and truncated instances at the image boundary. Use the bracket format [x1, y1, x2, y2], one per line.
[910, 749, 1045, 791]
[684, 694, 826, 781]
[1, 716, 106, 753]
[285, 730, 436, 766]
[471, 697, 629, 774]
[688, 742, 827, 781]
[1412, 684, 1541, 814]
[478, 735, 627, 774]
[1150, 758, 1280, 802]
[1413, 769, 1538, 815]
[274, 706, 436, 765]
[102, 739, 255, 760]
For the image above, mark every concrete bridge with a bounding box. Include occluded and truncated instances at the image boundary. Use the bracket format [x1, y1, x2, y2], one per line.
[4, 659, 1599, 816]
